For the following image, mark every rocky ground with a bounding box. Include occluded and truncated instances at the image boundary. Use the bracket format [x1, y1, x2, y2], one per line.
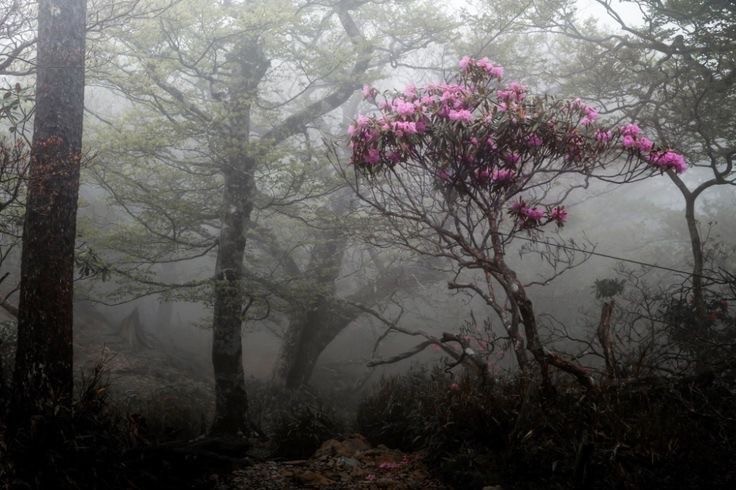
[223, 434, 449, 489]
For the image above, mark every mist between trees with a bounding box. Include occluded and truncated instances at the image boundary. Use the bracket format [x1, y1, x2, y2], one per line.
[0, 1, 734, 488]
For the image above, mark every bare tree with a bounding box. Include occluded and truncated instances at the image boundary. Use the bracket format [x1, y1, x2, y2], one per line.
[542, 0, 736, 321]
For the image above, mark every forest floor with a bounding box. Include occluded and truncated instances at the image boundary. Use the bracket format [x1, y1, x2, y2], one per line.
[220, 434, 451, 489]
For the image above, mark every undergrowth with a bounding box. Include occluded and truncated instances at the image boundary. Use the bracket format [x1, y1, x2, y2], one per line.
[357, 365, 736, 489]
[0, 357, 216, 489]
[247, 380, 346, 459]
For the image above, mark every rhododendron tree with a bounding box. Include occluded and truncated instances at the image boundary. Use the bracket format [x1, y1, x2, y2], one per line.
[341, 57, 686, 389]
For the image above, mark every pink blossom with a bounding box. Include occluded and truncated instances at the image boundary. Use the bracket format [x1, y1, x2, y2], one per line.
[391, 120, 418, 135]
[580, 108, 598, 126]
[523, 207, 545, 221]
[392, 99, 416, 116]
[365, 148, 380, 165]
[622, 134, 636, 149]
[491, 168, 515, 183]
[489, 65, 504, 79]
[387, 150, 403, 163]
[571, 99, 599, 126]
[637, 136, 654, 152]
[549, 206, 568, 225]
[497, 82, 526, 103]
[448, 109, 473, 122]
[527, 133, 543, 147]
[504, 152, 521, 166]
[449, 383, 460, 391]
[362, 84, 377, 101]
[403, 83, 417, 98]
[476, 57, 504, 78]
[475, 167, 491, 183]
[510, 199, 527, 214]
[621, 123, 641, 137]
[347, 115, 371, 137]
[459, 55, 472, 71]
[649, 150, 687, 173]
[595, 129, 612, 143]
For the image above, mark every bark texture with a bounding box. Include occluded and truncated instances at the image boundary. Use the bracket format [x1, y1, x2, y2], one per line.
[10, 0, 86, 428]
[210, 40, 268, 435]
[210, 5, 371, 429]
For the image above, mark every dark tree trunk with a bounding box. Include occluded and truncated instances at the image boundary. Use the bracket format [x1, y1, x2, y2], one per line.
[209, 40, 268, 436]
[272, 225, 349, 389]
[9, 0, 86, 431]
[684, 194, 706, 319]
[272, 247, 442, 389]
[212, 170, 252, 433]
[210, 164, 253, 435]
[274, 302, 350, 389]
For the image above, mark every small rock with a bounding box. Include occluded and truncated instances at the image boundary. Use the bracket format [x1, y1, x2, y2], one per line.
[294, 469, 335, 487]
[336, 456, 360, 468]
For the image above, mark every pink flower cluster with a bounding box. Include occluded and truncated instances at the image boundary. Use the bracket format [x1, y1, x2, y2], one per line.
[509, 200, 568, 228]
[571, 99, 599, 126]
[348, 56, 688, 229]
[459, 55, 504, 79]
[497, 82, 526, 112]
[649, 149, 687, 173]
[619, 123, 684, 173]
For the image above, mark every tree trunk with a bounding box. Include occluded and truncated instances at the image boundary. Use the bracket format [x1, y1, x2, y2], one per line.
[274, 303, 349, 389]
[10, 0, 86, 431]
[209, 40, 268, 435]
[684, 194, 706, 320]
[210, 165, 252, 434]
[498, 262, 593, 390]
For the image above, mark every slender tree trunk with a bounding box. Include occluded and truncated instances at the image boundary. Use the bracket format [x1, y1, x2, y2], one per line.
[209, 40, 268, 435]
[498, 262, 593, 390]
[684, 194, 706, 320]
[10, 0, 86, 431]
[667, 173, 707, 321]
[211, 163, 253, 434]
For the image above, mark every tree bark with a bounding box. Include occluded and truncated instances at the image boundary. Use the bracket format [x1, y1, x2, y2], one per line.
[10, 0, 86, 430]
[210, 165, 252, 434]
[498, 262, 594, 391]
[274, 304, 349, 389]
[684, 193, 706, 320]
[209, 40, 268, 435]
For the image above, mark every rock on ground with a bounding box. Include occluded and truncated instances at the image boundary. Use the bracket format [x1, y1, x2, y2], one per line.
[225, 434, 449, 489]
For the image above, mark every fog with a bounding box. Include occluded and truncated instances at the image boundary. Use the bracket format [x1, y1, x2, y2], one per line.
[1, 1, 734, 488]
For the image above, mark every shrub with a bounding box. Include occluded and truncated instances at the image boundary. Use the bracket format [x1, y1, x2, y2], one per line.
[247, 380, 346, 458]
[356, 364, 736, 489]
